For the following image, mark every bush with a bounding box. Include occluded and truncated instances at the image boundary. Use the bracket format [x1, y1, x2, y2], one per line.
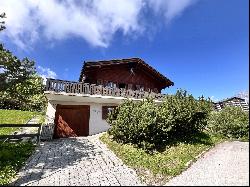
[159, 90, 213, 140]
[107, 89, 213, 151]
[107, 98, 163, 150]
[207, 106, 249, 139]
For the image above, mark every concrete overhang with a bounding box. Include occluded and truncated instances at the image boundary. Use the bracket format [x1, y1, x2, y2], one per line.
[44, 91, 163, 104]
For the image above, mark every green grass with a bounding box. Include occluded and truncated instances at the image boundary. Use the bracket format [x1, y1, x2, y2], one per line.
[0, 142, 36, 185]
[37, 113, 46, 125]
[100, 132, 226, 185]
[0, 109, 44, 135]
[0, 109, 42, 185]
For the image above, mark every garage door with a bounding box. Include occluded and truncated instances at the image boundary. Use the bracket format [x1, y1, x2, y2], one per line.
[53, 105, 90, 138]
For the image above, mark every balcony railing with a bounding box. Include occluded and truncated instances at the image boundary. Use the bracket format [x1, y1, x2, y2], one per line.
[45, 78, 165, 101]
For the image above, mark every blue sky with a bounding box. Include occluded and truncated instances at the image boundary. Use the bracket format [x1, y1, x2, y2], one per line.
[0, 0, 249, 101]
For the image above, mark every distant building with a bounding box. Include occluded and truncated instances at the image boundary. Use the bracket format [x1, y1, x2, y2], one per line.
[213, 96, 249, 112]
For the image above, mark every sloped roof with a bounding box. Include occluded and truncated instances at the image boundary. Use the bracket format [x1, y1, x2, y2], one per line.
[217, 96, 246, 103]
[79, 58, 174, 87]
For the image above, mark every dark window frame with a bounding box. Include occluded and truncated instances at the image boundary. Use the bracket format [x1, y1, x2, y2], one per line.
[102, 106, 117, 120]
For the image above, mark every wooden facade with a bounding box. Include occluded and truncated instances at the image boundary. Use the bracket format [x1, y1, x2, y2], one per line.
[79, 58, 174, 93]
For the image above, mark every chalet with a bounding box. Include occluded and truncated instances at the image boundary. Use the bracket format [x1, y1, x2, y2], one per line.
[213, 96, 249, 112]
[79, 58, 173, 93]
[44, 58, 173, 139]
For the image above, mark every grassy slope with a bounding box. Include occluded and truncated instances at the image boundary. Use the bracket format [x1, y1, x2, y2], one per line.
[0, 109, 42, 185]
[0, 142, 35, 185]
[0, 109, 44, 135]
[100, 132, 226, 185]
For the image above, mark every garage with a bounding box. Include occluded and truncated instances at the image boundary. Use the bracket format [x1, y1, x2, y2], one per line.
[53, 105, 90, 138]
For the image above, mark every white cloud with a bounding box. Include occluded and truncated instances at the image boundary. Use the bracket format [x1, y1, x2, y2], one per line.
[37, 65, 57, 84]
[148, 0, 196, 23]
[210, 96, 218, 102]
[0, 0, 196, 49]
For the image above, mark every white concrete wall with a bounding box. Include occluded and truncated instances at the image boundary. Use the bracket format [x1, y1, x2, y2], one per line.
[89, 103, 111, 135]
[44, 92, 163, 137]
[45, 100, 116, 136]
[45, 102, 57, 124]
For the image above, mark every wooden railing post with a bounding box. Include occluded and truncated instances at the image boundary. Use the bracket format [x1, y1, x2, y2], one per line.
[44, 78, 166, 100]
[83, 83, 90, 94]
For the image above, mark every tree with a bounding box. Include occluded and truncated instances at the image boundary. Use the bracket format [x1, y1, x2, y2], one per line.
[0, 44, 46, 111]
[235, 91, 249, 104]
[0, 12, 6, 31]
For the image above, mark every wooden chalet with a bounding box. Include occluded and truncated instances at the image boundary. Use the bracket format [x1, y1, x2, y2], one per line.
[79, 58, 174, 93]
[44, 58, 174, 139]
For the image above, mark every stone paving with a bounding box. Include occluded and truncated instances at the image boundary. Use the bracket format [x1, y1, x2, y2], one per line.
[18, 116, 41, 143]
[13, 133, 144, 186]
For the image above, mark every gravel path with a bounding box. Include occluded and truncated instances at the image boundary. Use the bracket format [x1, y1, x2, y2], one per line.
[12, 133, 144, 186]
[165, 141, 249, 186]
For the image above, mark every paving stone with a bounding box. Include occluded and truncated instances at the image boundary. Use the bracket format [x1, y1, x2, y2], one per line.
[13, 133, 144, 186]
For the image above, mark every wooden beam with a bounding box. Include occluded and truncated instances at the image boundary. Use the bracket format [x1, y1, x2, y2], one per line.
[0, 124, 41, 128]
[0, 134, 39, 139]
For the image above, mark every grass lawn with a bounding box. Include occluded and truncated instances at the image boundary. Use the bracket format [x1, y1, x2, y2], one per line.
[0, 142, 36, 185]
[0, 109, 44, 135]
[100, 132, 227, 185]
[0, 109, 44, 185]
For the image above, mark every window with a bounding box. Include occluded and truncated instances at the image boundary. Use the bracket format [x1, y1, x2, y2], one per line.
[107, 81, 116, 88]
[140, 85, 144, 91]
[119, 83, 126, 89]
[135, 85, 144, 91]
[153, 88, 159, 93]
[102, 106, 117, 120]
[128, 84, 133, 90]
[136, 85, 140, 90]
[106, 81, 117, 88]
[104, 80, 108, 87]
[97, 79, 103, 85]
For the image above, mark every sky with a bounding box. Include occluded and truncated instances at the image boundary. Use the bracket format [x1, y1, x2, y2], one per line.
[0, 0, 249, 102]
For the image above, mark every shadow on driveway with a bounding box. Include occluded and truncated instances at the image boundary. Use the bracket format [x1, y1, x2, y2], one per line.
[12, 138, 102, 186]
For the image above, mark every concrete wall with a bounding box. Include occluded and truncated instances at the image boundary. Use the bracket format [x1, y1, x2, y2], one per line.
[44, 92, 162, 138]
[45, 100, 117, 136]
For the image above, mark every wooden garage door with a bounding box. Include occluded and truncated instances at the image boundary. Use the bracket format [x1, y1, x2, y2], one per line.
[53, 105, 90, 138]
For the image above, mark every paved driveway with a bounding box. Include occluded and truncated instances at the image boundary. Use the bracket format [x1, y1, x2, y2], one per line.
[13, 133, 144, 186]
[165, 141, 249, 186]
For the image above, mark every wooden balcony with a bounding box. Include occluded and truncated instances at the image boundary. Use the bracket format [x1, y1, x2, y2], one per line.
[45, 78, 165, 101]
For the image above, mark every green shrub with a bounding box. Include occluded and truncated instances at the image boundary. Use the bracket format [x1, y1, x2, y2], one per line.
[207, 106, 249, 139]
[107, 89, 213, 151]
[107, 98, 163, 150]
[159, 90, 213, 140]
